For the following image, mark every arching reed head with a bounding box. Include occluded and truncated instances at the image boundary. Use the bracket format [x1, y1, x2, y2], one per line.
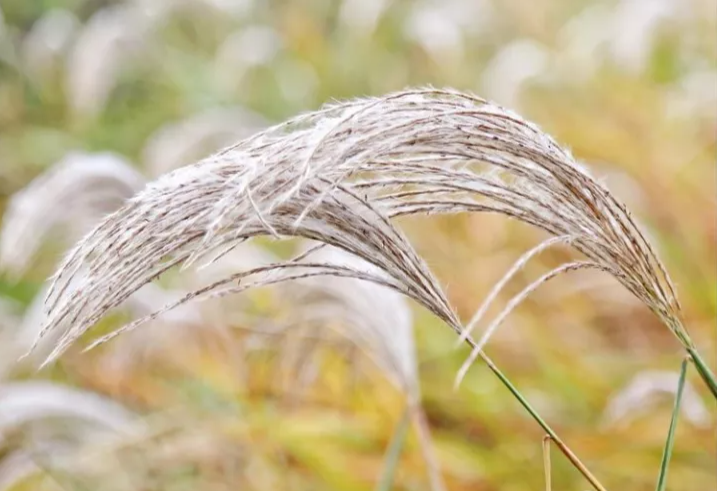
[28, 88, 686, 381]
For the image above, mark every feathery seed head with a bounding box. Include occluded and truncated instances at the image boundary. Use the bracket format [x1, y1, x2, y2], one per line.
[29, 88, 685, 372]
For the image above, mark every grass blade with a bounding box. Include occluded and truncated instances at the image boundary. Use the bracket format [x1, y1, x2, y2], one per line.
[655, 356, 689, 491]
[543, 435, 552, 491]
[409, 403, 446, 491]
[376, 405, 411, 491]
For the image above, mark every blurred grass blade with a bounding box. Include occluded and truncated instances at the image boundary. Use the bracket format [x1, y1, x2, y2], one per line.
[409, 403, 446, 491]
[543, 435, 552, 491]
[686, 346, 717, 400]
[655, 357, 688, 491]
[376, 406, 411, 491]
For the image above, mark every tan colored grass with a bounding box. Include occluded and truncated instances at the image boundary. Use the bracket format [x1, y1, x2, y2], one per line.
[0, 380, 143, 490]
[32, 89, 686, 378]
[0, 152, 144, 276]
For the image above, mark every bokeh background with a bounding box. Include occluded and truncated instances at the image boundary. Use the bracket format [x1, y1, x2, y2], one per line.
[0, 0, 715, 490]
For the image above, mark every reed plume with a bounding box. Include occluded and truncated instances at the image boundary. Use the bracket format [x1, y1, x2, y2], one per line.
[287, 243, 418, 397]
[33, 88, 692, 362]
[602, 370, 710, 428]
[28, 87, 716, 490]
[0, 152, 144, 276]
[0, 381, 140, 437]
[282, 243, 445, 490]
[142, 106, 266, 177]
[0, 381, 143, 491]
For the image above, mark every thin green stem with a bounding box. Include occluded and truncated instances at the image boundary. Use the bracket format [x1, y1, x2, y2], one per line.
[686, 346, 717, 400]
[375, 405, 411, 491]
[655, 356, 689, 491]
[477, 351, 607, 491]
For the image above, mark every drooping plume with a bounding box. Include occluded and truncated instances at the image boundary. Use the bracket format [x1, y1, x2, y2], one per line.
[31, 88, 685, 382]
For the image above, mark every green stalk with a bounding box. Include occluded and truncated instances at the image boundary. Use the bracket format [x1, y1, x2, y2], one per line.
[686, 346, 717, 400]
[477, 351, 608, 491]
[655, 357, 689, 491]
[375, 405, 411, 491]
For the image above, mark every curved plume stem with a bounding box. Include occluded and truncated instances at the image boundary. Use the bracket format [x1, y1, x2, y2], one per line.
[477, 350, 608, 491]
[654, 356, 689, 491]
[687, 347, 717, 399]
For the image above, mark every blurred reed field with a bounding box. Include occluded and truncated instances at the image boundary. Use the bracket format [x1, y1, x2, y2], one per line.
[0, 0, 715, 490]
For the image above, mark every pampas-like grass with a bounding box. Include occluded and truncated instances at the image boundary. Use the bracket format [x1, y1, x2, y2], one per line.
[15, 283, 214, 375]
[142, 107, 267, 177]
[99, 241, 277, 373]
[29, 87, 712, 489]
[213, 26, 282, 78]
[602, 370, 710, 428]
[65, 5, 147, 119]
[287, 243, 418, 397]
[338, 0, 390, 33]
[0, 449, 43, 491]
[20, 8, 78, 85]
[282, 243, 446, 491]
[0, 300, 22, 377]
[0, 151, 144, 276]
[480, 39, 549, 108]
[558, 0, 688, 77]
[609, 0, 681, 72]
[0, 148, 276, 373]
[0, 299, 19, 330]
[0, 381, 140, 437]
[34, 88, 688, 367]
[0, 381, 144, 490]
